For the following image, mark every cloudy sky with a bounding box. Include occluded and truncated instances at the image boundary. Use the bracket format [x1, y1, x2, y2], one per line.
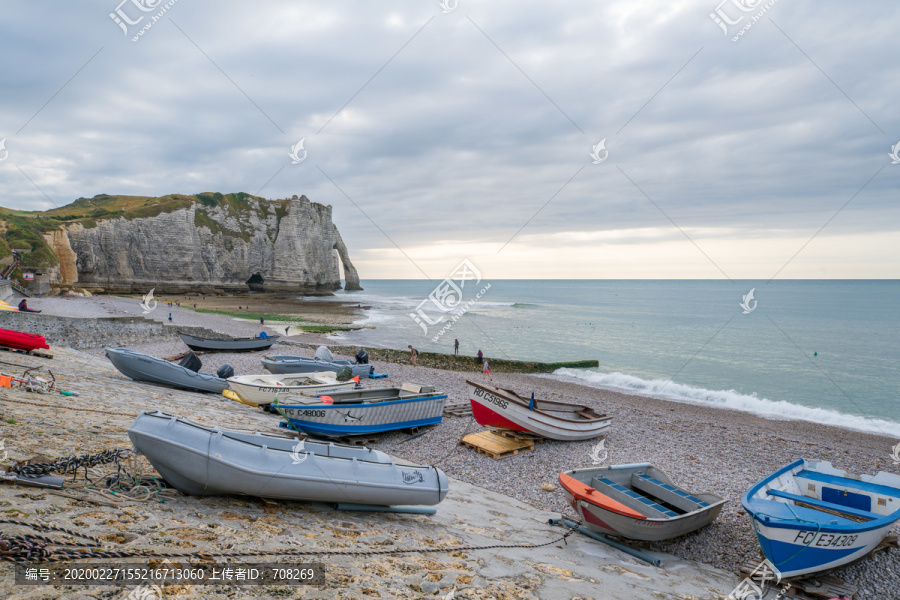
[1, 1, 898, 279]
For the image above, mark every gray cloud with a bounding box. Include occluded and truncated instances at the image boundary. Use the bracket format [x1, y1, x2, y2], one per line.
[0, 0, 897, 274]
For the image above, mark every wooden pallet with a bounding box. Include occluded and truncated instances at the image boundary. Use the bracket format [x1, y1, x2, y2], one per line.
[460, 430, 534, 459]
[443, 403, 473, 418]
[738, 558, 857, 599]
[490, 428, 546, 443]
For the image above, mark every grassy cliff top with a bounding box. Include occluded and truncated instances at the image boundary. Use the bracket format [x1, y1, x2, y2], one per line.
[0, 192, 299, 267]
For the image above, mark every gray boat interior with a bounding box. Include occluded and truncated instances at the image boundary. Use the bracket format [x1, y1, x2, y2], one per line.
[575, 465, 724, 519]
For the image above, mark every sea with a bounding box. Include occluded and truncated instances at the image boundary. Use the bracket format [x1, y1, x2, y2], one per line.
[318, 280, 900, 438]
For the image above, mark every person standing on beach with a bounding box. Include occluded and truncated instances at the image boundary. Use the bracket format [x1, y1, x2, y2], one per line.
[476, 349, 483, 366]
[482, 359, 492, 381]
[168, 313, 172, 322]
[260, 316, 264, 325]
[408, 345, 418, 366]
[285, 326, 290, 336]
[454, 338, 459, 355]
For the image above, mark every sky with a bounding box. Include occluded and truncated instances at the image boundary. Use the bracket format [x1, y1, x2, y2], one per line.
[1, 1, 898, 280]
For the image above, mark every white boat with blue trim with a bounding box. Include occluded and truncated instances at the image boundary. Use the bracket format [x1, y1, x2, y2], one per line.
[559, 463, 726, 541]
[275, 383, 447, 437]
[741, 459, 900, 578]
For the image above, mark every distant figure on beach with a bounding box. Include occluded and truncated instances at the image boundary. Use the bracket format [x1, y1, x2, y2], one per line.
[168, 313, 173, 322]
[408, 345, 418, 366]
[239, 306, 242, 310]
[285, 326, 290, 336]
[260, 316, 265, 325]
[454, 338, 459, 355]
[476, 349, 483, 366]
[482, 360, 492, 381]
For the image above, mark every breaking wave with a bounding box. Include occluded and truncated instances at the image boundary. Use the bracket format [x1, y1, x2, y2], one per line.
[548, 369, 900, 437]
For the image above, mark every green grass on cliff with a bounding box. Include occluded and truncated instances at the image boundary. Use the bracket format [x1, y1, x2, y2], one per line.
[0, 192, 302, 269]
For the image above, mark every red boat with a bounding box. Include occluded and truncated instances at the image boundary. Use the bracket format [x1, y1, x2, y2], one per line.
[0, 328, 50, 352]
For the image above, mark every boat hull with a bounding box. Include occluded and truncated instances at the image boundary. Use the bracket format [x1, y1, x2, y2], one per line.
[262, 355, 372, 378]
[227, 373, 357, 406]
[128, 411, 448, 506]
[106, 347, 228, 393]
[467, 381, 610, 441]
[0, 328, 50, 352]
[559, 464, 726, 541]
[179, 332, 278, 352]
[279, 395, 447, 437]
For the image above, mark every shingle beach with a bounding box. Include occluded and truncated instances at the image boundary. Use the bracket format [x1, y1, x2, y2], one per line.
[1, 295, 897, 600]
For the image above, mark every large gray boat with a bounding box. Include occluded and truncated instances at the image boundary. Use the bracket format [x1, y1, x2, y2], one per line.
[127, 411, 449, 506]
[106, 348, 229, 394]
[261, 346, 373, 378]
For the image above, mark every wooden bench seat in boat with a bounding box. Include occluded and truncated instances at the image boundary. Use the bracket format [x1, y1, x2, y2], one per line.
[631, 473, 709, 514]
[591, 476, 678, 519]
[766, 489, 879, 521]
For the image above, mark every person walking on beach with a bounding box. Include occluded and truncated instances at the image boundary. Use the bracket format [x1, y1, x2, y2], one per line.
[408, 345, 418, 367]
[482, 359, 492, 381]
[454, 338, 459, 355]
[260, 316, 264, 325]
[476, 349, 483, 366]
[168, 313, 172, 322]
[285, 326, 290, 336]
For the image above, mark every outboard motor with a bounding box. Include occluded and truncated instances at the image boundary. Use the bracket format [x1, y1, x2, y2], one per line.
[335, 366, 354, 382]
[355, 349, 369, 365]
[178, 351, 202, 373]
[217, 364, 234, 379]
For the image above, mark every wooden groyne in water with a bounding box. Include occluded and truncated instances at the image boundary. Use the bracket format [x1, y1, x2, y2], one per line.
[285, 342, 598, 374]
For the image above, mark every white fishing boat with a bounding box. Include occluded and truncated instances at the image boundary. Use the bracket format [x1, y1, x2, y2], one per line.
[467, 380, 611, 441]
[227, 372, 359, 407]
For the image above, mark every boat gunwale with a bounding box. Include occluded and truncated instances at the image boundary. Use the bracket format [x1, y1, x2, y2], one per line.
[467, 380, 610, 424]
[741, 459, 900, 535]
[277, 394, 448, 410]
[130, 412, 404, 468]
[561, 467, 727, 521]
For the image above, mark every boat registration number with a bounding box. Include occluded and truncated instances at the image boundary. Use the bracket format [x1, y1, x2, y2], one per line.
[256, 386, 282, 393]
[792, 531, 859, 547]
[292, 410, 326, 418]
[472, 388, 508, 410]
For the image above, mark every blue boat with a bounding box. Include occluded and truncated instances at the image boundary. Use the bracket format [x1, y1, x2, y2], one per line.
[741, 459, 900, 578]
[275, 384, 447, 437]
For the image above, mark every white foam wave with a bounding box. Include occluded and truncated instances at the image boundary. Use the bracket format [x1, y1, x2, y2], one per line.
[547, 369, 900, 437]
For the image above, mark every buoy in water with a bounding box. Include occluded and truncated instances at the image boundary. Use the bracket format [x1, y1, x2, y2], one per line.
[813, 351, 817, 356]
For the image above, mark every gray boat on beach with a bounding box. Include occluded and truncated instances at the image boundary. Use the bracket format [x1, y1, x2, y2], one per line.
[127, 411, 449, 506]
[261, 346, 373, 378]
[179, 331, 279, 352]
[105, 347, 229, 394]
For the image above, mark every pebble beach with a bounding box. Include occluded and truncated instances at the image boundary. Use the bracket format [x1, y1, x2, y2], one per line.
[2, 295, 898, 599]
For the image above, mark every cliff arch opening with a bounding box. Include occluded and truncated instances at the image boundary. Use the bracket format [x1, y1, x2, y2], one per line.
[247, 273, 264, 285]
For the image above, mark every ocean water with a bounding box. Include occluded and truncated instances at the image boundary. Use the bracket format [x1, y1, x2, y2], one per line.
[323, 280, 900, 437]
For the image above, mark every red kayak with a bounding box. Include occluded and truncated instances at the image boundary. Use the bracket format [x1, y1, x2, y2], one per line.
[0, 328, 50, 352]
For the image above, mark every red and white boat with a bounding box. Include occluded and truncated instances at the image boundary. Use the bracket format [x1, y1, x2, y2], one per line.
[0, 328, 50, 352]
[466, 380, 611, 441]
